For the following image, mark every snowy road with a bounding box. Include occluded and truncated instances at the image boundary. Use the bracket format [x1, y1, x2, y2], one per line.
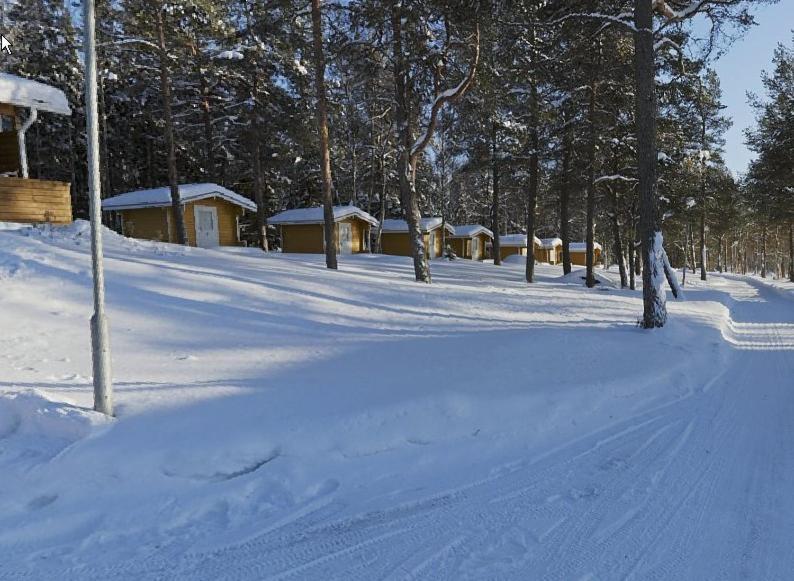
[2, 225, 793, 580]
[31, 276, 794, 581]
[171, 277, 793, 580]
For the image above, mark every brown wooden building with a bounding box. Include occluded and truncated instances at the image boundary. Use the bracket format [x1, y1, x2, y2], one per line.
[569, 242, 603, 266]
[380, 218, 454, 259]
[496, 234, 543, 262]
[102, 183, 256, 247]
[449, 225, 493, 260]
[269, 206, 378, 254]
[0, 74, 73, 224]
[535, 237, 563, 265]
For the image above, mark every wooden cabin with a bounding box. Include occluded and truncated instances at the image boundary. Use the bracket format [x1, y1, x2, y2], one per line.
[449, 225, 493, 260]
[269, 206, 378, 254]
[535, 237, 562, 265]
[569, 242, 603, 266]
[380, 218, 454, 259]
[0, 74, 72, 224]
[496, 234, 542, 262]
[102, 183, 255, 247]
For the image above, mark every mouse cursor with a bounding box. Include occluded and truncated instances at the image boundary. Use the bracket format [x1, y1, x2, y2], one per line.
[1, 36, 11, 55]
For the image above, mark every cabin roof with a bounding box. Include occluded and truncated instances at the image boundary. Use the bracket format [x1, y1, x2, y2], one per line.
[539, 237, 563, 249]
[381, 218, 454, 234]
[499, 234, 543, 247]
[269, 205, 379, 226]
[101, 183, 256, 212]
[450, 224, 494, 239]
[0, 74, 71, 115]
[569, 241, 603, 251]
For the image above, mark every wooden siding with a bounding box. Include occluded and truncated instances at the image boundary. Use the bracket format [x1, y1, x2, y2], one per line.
[280, 217, 371, 254]
[450, 233, 490, 260]
[380, 228, 443, 259]
[120, 207, 169, 241]
[179, 198, 243, 246]
[0, 177, 72, 224]
[499, 246, 526, 261]
[120, 198, 244, 246]
[570, 248, 602, 266]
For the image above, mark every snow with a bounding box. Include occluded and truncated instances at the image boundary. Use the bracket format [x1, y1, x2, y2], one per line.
[499, 233, 542, 248]
[449, 224, 493, 239]
[381, 218, 454, 234]
[539, 237, 562, 249]
[1, 221, 793, 579]
[101, 183, 256, 212]
[0, 73, 71, 115]
[569, 241, 603, 252]
[269, 205, 379, 227]
[216, 50, 244, 60]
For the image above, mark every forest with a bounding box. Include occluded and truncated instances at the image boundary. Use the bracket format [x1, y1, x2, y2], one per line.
[4, 0, 793, 324]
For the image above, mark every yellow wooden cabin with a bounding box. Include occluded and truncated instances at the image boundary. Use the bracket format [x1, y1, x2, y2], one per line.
[101, 183, 255, 247]
[449, 224, 493, 260]
[380, 218, 454, 259]
[0, 74, 72, 224]
[497, 234, 542, 262]
[535, 237, 562, 264]
[269, 206, 378, 254]
[569, 242, 603, 266]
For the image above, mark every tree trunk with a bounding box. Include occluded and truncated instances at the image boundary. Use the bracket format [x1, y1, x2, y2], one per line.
[789, 223, 794, 282]
[491, 122, 502, 266]
[560, 117, 572, 275]
[391, 2, 429, 282]
[633, 0, 666, 327]
[156, 6, 187, 245]
[608, 186, 627, 288]
[585, 38, 600, 288]
[252, 133, 268, 251]
[524, 78, 540, 283]
[699, 209, 707, 281]
[311, 0, 338, 270]
[761, 224, 767, 278]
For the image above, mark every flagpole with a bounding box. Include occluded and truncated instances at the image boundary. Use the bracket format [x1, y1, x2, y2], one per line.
[83, 0, 113, 415]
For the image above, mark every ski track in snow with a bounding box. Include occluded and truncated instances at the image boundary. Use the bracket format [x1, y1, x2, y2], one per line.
[1, 224, 793, 580]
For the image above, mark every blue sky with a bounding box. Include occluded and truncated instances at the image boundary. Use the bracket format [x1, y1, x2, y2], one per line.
[697, 3, 793, 177]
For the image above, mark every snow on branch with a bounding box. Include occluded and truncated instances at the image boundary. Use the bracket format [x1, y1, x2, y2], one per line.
[410, 24, 480, 159]
[594, 174, 638, 185]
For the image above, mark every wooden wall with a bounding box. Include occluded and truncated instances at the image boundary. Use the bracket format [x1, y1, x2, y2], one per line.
[119, 198, 245, 246]
[570, 248, 602, 266]
[280, 217, 371, 254]
[0, 177, 72, 224]
[499, 246, 526, 261]
[381, 228, 444, 258]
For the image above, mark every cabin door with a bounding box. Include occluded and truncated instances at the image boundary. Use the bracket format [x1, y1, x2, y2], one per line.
[428, 231, 437, 259]
[471, 237, 480, 260]
[194, 206, 220, 248]
[338, 222, 353, 254]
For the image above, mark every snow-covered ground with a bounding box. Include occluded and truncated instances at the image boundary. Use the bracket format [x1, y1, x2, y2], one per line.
[1, 221, 792, 580]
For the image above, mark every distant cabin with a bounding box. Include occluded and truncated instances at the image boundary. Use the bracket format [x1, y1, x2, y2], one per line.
[569, 242, 603, 266]
[101, 183, 255, 247]
[535, 237, 562, 265]
[497, 234, 542, 262]
[0, 74, 72, 224]
[269, 206, 378, 254]
[449, 225, 493, 260]
[380, 218, 454, 259]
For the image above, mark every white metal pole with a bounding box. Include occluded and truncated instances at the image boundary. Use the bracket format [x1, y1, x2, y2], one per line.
[84, 0, 113, 415]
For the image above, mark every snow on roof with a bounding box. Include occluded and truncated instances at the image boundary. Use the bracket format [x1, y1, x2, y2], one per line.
[450, 224, 494, 239]
[568, 242, 603, 252]
[0, 73, 71, 115]
[381, 218, 454, 234]
[540, 237, 562, 249]
[498, 234, 543, 247]
[269, 205, 379, 227]
[102, 183, 256, 212]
